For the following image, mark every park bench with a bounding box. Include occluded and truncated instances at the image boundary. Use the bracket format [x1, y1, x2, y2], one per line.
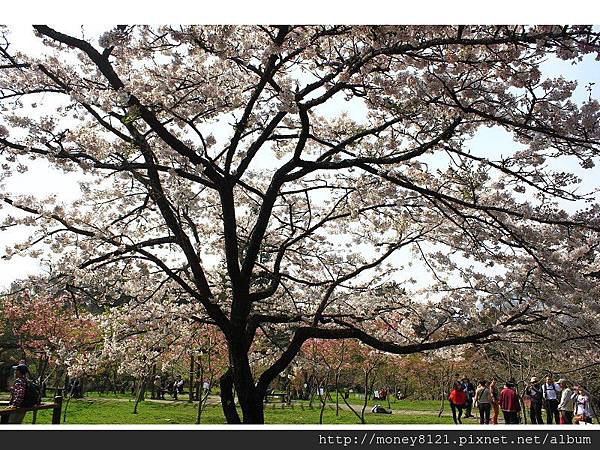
[0, 395, 63, 424]
[264, 392, 287, 403]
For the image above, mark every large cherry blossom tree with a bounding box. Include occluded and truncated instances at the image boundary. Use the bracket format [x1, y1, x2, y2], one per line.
[1, 25, 600, 423]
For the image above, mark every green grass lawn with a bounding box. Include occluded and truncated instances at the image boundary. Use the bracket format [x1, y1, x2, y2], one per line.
[2, 394, 457, 425]
[338, 394, 441, 411]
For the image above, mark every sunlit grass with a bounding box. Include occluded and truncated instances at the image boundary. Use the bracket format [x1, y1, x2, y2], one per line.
[3, 395, 460, 425]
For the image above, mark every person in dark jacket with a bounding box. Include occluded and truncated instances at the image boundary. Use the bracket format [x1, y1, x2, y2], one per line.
[499, 382, 521, 424]
[3, 364, 29, 424]
[461, 377, 475, 418]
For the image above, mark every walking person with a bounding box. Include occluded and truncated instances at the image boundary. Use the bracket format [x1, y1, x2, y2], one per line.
[490, 379, 500, 425]
[474, 380, 492, 424]
[449, 382, 468, 425]
[525, 377, 544, 424]
[499, 381, 521, 424]
[542, 375, 562, 424]
[557, 379, 574, 424]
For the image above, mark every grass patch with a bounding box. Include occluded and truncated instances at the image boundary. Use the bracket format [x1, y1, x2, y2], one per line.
[2, 394, 457, 425]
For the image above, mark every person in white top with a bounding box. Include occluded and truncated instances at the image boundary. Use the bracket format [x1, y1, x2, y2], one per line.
[573, 385, 592, 424]
[557, 379, 574, 424]
[542, 375, 562, 424]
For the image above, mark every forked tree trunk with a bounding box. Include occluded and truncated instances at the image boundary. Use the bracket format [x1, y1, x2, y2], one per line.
[361, 369, 376, 424]
[227, 381, 264, 424]
[231, 354, 264, 424]
[218, 343, 269, 424]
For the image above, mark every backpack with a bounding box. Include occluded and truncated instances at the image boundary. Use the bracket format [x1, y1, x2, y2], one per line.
[542, 383, 557, 399]
[528, 385, 543, 402]
[21, 380, 40, 407]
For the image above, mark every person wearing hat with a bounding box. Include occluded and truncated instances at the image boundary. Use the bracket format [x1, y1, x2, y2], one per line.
[3, 363, 29, 424]
[557, 379, 574, 424]
[525, 376, 544, 424]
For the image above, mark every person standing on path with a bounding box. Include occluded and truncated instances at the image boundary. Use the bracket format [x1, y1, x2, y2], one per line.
[557, 379, 574, 424]
[489, 379, 500, 424]
[499, 381, 521, 424]
[542, 375, 562, 424]
[449, 382, 468, 425]
[153, 375, 164, 400]
[474, 380, 492, 424]
[573, 385, 592, 424]
[461, 377, 475, 418]
[525, 377, 544, 424]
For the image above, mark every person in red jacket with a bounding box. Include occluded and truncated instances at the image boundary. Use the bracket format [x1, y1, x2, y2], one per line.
[499, 381, 521, 424]
[448, 382, 468, 424]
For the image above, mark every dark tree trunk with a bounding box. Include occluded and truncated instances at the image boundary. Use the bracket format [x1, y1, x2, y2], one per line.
[220, 369, 242, 424]
[189, 354, 195, 403]
[335, 373, 340, 416]
[133, 377, 146, 414]
[230, 346, 264, 424]
[150, 364, 156, 399]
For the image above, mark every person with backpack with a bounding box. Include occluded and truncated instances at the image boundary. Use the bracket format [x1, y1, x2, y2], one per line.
[474, 380, 492, 424]
[542, 375, 562, 424]
[449, 382, 468, 424]
[4, 363, 39, 424]
[525, 377, 544, 424]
